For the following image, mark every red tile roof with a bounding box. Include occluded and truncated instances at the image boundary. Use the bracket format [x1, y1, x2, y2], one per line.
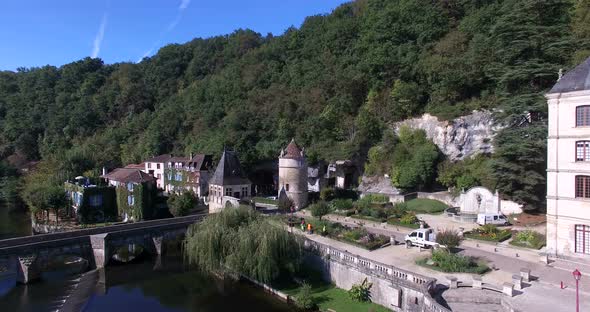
[282, 139, 304, 159]
[102, 168, 156, 184]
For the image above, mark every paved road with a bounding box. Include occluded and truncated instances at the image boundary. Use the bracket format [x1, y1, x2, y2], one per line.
[296, 211, 590, 312]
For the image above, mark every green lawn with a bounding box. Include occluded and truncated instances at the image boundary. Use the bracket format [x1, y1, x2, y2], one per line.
[274, 268, 389, 312]
[405, 198, 447, 214]
[253, 197, 278, 205]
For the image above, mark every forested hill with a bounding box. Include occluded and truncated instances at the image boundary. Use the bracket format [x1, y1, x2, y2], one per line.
[0, 0, 589, 209]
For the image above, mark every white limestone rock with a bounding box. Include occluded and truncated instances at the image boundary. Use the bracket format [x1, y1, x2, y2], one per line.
[394, 111, 502, 160]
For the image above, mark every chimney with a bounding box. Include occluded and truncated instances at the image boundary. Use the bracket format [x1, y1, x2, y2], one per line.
[190, 152, 193, 159]
[102, 167, 106, 176]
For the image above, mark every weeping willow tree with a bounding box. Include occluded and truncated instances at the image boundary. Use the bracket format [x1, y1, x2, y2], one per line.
[183, 206, 302, 283]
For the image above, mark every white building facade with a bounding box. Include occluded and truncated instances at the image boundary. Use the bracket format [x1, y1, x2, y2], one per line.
[208, 150, 251, 213]
[546, 57, 590, 260]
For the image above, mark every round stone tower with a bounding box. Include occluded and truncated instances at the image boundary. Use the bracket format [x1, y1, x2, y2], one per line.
[278, 139, 308, 210]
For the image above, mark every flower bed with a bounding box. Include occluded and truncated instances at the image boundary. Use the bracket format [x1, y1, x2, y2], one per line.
[289, 217, 390, 251]
[509, 230, 546, 250]
[464, 225, 512, 242]
[416, 250, 489, 274]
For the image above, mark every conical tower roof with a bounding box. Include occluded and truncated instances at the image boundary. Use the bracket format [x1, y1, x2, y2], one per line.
[281, 139, 304, 159]
[210, 150, 251, 185]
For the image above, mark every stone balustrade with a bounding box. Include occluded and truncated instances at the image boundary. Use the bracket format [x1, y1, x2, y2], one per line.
[304, 239, 435, 290]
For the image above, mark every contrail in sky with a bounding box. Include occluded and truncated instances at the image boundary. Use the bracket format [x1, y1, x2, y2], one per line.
[138, 0, 191, 62]
[92, 14, 108, 58]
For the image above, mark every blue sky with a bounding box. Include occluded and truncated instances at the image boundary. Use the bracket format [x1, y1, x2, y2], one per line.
[0, 0, 350, 71]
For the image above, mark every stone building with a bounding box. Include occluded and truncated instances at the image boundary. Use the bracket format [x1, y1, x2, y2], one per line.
[144, 154, 172, 189]
[208, 150, 251, 213]
[278, 139, 308, 209]
[102, 168, 158, 222]
[546, 56, 590, 259]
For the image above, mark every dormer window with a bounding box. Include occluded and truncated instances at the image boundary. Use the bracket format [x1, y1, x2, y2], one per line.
[576, 106, 590, 127]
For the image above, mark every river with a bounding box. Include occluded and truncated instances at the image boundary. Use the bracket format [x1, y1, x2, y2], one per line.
[0, 209, 294, 312]
[0, 251, 294, 312]
[0, 205, 32, 240]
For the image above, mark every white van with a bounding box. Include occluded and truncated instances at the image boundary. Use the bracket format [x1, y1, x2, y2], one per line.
[477, 213, 509, 226]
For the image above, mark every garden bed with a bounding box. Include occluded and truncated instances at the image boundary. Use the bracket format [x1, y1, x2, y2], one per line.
[464, 225, 512, 242]
[292, 217, 390, 251]
[509, 230, 546, 250]
[386, 217, 421, 229]
[416, 250, 489, 274]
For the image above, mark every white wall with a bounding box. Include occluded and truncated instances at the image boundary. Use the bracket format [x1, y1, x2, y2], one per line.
[547, 89, 590, 259]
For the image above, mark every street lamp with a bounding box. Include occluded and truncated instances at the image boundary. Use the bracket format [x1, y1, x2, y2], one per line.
[573, 269, 582, 312]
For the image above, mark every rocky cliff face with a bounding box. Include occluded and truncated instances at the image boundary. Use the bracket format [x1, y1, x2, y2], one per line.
[394, 111, 501, 161]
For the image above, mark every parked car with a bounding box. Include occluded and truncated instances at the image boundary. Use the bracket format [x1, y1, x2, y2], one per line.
[476, 213, 509, 226]
[404, 228, 444, 249]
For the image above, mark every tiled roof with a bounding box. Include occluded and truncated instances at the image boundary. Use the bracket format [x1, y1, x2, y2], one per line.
[102, 168, 156, 184]
[210, 150, 251, 186]
[145, 154, 172, 163]
[549, 56, 590, 94]
[124, 163, 145, 169]
[281, 139, 304, 159]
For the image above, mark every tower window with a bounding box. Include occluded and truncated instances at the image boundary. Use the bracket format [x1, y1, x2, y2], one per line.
[286, 184, 290, 191]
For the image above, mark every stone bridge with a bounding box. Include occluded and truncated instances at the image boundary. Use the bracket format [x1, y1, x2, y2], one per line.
[0, 214, 204, 284]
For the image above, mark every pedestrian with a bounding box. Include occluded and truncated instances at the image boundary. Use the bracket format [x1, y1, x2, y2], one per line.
[307, 223, 312, 234]
[322, 224, 326, 234]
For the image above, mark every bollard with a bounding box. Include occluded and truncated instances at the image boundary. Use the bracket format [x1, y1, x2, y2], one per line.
[512, 274, 523, 290]
[476, 243, 480, 248]
[494, 248, 497, 252]
[516, 253, 519, 258]
[447, 276, 458, 289]
[502, 282, 514, 297]
[520, 268, 531, 282]
[472, 276, 482, 289]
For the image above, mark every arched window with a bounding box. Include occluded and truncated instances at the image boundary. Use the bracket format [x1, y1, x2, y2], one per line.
[575, 175, 590, 198]
[577, 141, 590, 161]
[576, 106, 590, 127]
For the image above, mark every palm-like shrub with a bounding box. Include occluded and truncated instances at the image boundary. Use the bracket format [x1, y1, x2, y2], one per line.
[348, 278, 373, 302]
[435, 229, 463, 250]
[296, 283, 315, 311]
[311, 201, 330, 220]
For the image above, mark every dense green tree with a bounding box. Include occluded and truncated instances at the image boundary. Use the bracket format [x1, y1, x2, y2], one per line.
[0, 0, 585, 211]
[183, 207, 302, 283]
[167, 191, 197, 217]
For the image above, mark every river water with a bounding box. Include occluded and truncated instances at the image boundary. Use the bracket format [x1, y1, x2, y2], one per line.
[0, 252, 294, 312]
[0, 208, 294, 312]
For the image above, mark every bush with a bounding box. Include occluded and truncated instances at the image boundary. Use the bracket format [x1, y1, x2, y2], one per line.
[362, 194, 389, 204]
[311, 201, 330, 220]
[399, 212, 419, 225]
[296, 282, 316, 311]
[330, 198, 354, 211]
[510, 230, 546, 249]
[390, 202, 408, 218]
[348, 278, 373, 302]
[167, 191, 196, 217]
[435, 229, 463, 250]
[320, 187, 336, 201]
[419, 250, 489, 274]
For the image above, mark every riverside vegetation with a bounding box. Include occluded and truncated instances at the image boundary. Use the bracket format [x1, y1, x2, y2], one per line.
[0, 0, 588, 214]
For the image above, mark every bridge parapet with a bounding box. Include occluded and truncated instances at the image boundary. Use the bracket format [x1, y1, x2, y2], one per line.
[0, 214, 205, 283]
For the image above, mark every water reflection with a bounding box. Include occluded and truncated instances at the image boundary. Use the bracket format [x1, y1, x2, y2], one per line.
[111, 244, 145, 263]
[0, 206, 32, 240]
[0, 251, 294, 312]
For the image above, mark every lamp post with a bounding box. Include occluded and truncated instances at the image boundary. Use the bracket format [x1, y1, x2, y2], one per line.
[573, 269, 582, 312]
